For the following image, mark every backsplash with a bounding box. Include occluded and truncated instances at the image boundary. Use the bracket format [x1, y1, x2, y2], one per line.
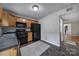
[1, 26, 16, 34]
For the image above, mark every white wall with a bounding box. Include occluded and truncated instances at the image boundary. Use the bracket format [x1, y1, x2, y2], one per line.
[39, 4, 78, 47]
[71, 22, 79, 35]
[65, 21, 79, 35]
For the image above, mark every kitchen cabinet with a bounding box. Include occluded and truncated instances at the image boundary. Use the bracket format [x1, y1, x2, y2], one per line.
[26, 20, 32, 28]
[0, 48, 17, 56]
[28, 32, 32, 42]
[2, 12, 16, 27]
[26, 20, 38, 28]
[2, 11, 9, 26]
[0, 4, 3, 19]
[0, 5, 3, 26]
[16, 19, 39, 43]
[0, 33, 18, 56]
[27, 20, 38, 42]
[8, 14, 16, 27]
[16, 18, 26, 24]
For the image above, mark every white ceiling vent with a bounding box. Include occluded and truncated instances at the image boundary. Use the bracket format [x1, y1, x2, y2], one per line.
[66, 6, 73, 12]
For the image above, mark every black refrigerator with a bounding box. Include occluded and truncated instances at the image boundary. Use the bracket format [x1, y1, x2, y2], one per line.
[31, 23, 41, 41]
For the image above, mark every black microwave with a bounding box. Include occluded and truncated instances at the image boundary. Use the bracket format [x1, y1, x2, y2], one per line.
[16, 22, 26, 28]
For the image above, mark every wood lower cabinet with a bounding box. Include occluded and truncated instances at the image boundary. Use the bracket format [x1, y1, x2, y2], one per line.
[28, 32, 32, 42]
[0, 48, 17, 56]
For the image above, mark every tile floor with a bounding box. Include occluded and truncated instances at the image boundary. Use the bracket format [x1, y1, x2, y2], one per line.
[41, 41, 79, 56]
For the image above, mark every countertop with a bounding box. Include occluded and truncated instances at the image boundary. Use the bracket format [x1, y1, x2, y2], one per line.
[0, 34, 18, 51]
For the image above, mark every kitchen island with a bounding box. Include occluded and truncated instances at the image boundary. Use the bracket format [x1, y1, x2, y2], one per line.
[0, 34, 18, 56]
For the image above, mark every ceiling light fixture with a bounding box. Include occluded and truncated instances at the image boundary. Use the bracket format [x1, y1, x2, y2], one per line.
[32, 5, 39, 11]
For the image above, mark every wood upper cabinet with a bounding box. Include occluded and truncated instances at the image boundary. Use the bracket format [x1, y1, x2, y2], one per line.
[26, 20, 32, 28]
[26, 20, 38, 28]
[17, 18, 26, 23]
[0, 5, 3, 19]
[2, 11, 9, 26]
[8, 14, 16, 27]
[2, 12, 16, 27]
[0, 5, 3, 26]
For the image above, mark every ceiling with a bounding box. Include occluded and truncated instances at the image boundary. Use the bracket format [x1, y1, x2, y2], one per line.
[2, 3, 71, 19]
[62, 11, 79, 23]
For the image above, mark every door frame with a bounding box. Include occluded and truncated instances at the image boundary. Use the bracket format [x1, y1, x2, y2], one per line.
[59, 16, 64, 47]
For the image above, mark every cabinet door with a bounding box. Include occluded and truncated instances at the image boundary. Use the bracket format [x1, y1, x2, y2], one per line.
[0, 48, 17, 56]
[8, 14, 12, 26]
[11, 16, 16, 27]
[28, 32, 32, 42]
[8, 14, 16, 27]
[0, 5, 3, 19]
[26, 21, 32, 28]
[2, 11, 9, 26]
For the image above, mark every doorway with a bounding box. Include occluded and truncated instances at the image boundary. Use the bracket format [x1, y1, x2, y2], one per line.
[59, 12, 79, 55]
